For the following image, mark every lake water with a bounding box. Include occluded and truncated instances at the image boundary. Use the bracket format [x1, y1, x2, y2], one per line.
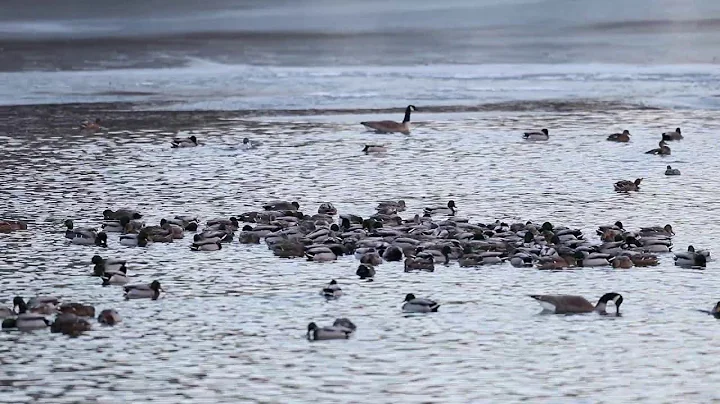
[2, 1, 720, 403]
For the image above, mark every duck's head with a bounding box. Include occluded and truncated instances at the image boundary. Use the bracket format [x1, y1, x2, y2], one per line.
[102, 209, 113, 219]
[160, 219, 168, 227]
[96, 232, 108, 247]
[292, 201, 300, 210]
[675, 127, 681, 134]
[712, 302, 720, 314]
[523, 232, 534, 243]
[441, 246, 452, 256]
[447, 200, 456, 209]
[541, 222, 554, 232]
[541, 128, 549, 135]
[149, 280, 162, 292]
[91, 255, 104, 265]
[64, 219, 74, 230]
[623, 130, 630, 135]
[404, 293, 416, 302]
[614, 221, 624, 229]
[242, 225, 253, 231]
[329, 279, 337, 285]
[688, 245, 695, 252]
[189, 135, 198, 144]
[550, 234, 561, 245]
[634, 178, 643, 185]
[230, 217, 239, 227]
[243, 138, 250, 144]
[598, 292, 623, 315]
[2, 318, 17, 329]
[307, 322, 318, 332]
[12, 296, 26, 314]
[398, 200, 406, 208]
[330, 224, 340, 232]
[664, 224, 675, 235]
[193, 234, 203, 242]
[666, 165, 672, 170]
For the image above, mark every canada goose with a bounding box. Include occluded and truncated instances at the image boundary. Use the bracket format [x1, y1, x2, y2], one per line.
[171, 135, 198, 148]
[645, 140, 671, 155]
[523, 128, 549, 141]
[665, 165, 681, 176]
[614, 178, 643, 192]
[124, 280, 163, 300]
[607, 130, 630, 142]
[103, 209, 142, 220]
[321, 279, 342, 299]
[58, 302, 96, 317]
[423, 200, 457, 216]
[2, 313, 50, 331]
[363, 145, 387, 153]
[98, 309, 122, 325]
[51, 313, 91, 337]
[0, 220, 27, 233]
[356, 264, 376, 280]
[529, 292, 623, 314]
[306, 321, 354, 340]
[402, 293, 440, 313]
[698, 302, 720, 318]
[662, 127, 683, 141]
[360, 105, 416, 135]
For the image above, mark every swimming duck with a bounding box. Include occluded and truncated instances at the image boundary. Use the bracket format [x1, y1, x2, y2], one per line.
[101, 216, 133, 233]
[103, 209, 142, 221]
[402, 293, 440, 313]
[639, 224, 674, 237]
[0, 220, 27, 233]
[318, 202, 338, 216]
[97, 309, 122, 325]
[611, 255, 634, 269]
[629, 253, 660, 267]
[529, 292, 623, 314]
[124, 280, 162, 300]
[674, 246, 707, 268]
[376, 200, 406, 214]
[206, 217, 240, 230]
[321, 279, 342, 299]
[382, 245, 403, 261]
[665, 165, 681, 176]
[305, 246, 338, 262]
[171, 135, 198, 148]
[2, 313, 50, 331]
[404, 255, 434, 272]
[360, 105, 416, 135]
[359, 249, 383, 266]
[80, 118, 103, 132]
[160, 219, 184, 239]
[64, 219, 96, 239]
[91, 255, 127, 273]
[101, 267, 129, 285]
[423, 200, 457, 216]
[190, 234, 222, 251]
[607, 130, 630, 142]
[363, 145, 388, 153]
[238, 226, 262, 244]
[14, 296, 58, 315]
[523, 128, 549, 141]
[240, 137, 259, 150]
[306, 321, 354, 341]
[675, 245, 711, 261]
[51, 313, 91, 337]
[356, 264, 376, 280]
[662, 127, 683, 141]
[614, 178, 643, 192]
[119, 230, 149, 247]
[645, 140, 671, 155]
[71, 231, 107, 247]
[263, 201, 300, 211]
[58, 302, 96, 317]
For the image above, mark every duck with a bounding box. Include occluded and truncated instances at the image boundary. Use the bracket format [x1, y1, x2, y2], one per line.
[263, 201, 300, 211]
[376, 200, 406, 214]
[306, 321, 354, 341]
[614, 178, 643, 192]
[13, 296, 58, 316]
[645, 140, 671, 155]
[71, 231, 108, 247]
[97, 309, 122, 325]
[0, 220, 27, 233]
[101, 267, 129, 285]
[674, 246, 707, 268]
[190, 234, 222, 251]
[51, 313, 91, 337]
[611, 255, 634, 269]
[80, 118, 103, 132]
[423, 200, 457, 216]
[359, 249, 383, 266]
[159, 219, 184, 239]
[662, 127, 683, 141]
[356, 264, 376, 280]
[665, 165, 681, 176]
[2, 313, 50, 331]
[240, 137, 259, 150]
[318, 202, 338, 216]
[607, 130, 630, 142]
[404, 255, 434, 272]
[64, 219, 96, 239]
[675, 245, 711, 261]
[402, 293, 440, 313]
[119, 230, 149, 247]
[321, 279, 342, 299]
[630, 253, 660, 267]
[523, 128, 549, 141]
[103, 209, 142, 220]
[305, 246, 338, 262]
[529, 292, 623, 314]
[360, 105, 416, 135]
[363, 145, 387, 153]
[0, 305, 14, 319]
[382, 245, 403, 261]
[91, 255, 126, 273]
[58, 302, 96, 317]
[171, 135, 198, 148]
[124, 280, 163, 300]
[639, 224, 674, 237]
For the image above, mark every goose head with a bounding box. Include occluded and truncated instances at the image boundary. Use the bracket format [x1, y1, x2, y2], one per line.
[596, 292, 623, 315]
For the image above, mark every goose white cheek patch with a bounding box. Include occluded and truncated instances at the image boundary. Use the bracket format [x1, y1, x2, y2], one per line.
[539, 301, 556, 312]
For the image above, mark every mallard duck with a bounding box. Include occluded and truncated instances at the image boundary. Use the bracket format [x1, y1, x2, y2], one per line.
[58, 302, 96, 317]
[206, 217, 239, 230]
[101, 217, 134, 233]
[103, 209, 142, 220]
[665, 165, 681, 176]
[51, 313, 91, 337]
[363, 145, 387, 153]
[523, 128, 549, 141]
[160, 219, 184, 239]
[306, 321, 354, 340]
[611, 255, 634, 269]
[238, 226, 262, 244]
[101, 267, 129, 285]
[320, 279, 342, 299]
[305, 246, 338, 262]
[124, 280, 162, 300]
[0, 220, 27, 233]
[360, 105, 416, 135]
[639, 224, 674, 237]
[423, 200, 457, 216]
[662, 127, 683, 141]
[190, 234, 222, 251]
[674, 246, 707, 268]
[645, 140, 671, 155]
[614, 178, 643, 192]
[356, 264, 376, 280]
[14, 296, 58, 315]
[376, 200, 406, 214]
[119, 231, 149, 247]
[607, 130, 630, 142]
[675, 245, 711, 260]
[318, 202, 337, 216]
[573, 251, 611, 267]
[630, 253, 660, 267]
[91, 255, 126, 272]
[402, 293, 440, 313]
[64, 219, 97, 239]
[171, 135, 198, 148]
[263, 201, 300, 211]
[359, 250, 383, 266]
[241, 137, 259, 150]
[2, 313, 50, 331]
[529, 292, 623, 314]
[382, 245, 403, 261]
[70, 231, 107, 247]
[98, 309, 122, 325]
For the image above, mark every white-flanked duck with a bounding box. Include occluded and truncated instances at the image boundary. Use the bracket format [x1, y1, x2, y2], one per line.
[91, 255, 126, 273]
[306, 319, 355, 341]
[2, 313, 50, 331]
[665, 165, 681, 176]
[119, 231, 149, 247]
[124, 280, 163, 300]
[645, 140, 671, 155]
[523, 128, 549, 141]
[360, 105, 416, 135]
[402, 293, 440, 313]
[190, 234, 222, 251]
[530, 292, 623, 314]
[674, 245, 708, 268]
[423, 200, 457, 216]
[662, 127, 683, 141]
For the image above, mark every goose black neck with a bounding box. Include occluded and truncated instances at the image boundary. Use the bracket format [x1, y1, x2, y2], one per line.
[403, 107, 412, 123]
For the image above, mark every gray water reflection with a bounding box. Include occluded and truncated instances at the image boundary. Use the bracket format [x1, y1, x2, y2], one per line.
[2, 109, 720, 402]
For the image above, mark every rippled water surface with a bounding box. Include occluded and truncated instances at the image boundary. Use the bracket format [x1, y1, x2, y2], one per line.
[2, 107, 720, 403]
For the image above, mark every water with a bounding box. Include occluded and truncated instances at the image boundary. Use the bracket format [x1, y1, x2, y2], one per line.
[2, 108, 720, 402]
[2, 0, 720, 402]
